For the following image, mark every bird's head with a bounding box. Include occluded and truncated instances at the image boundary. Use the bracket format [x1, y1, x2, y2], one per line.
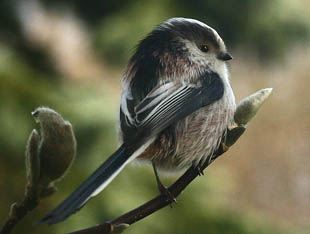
[130, 18, 232, 80]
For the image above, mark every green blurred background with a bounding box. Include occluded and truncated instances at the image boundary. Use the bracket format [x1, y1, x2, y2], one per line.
[0, 0, 309, 233]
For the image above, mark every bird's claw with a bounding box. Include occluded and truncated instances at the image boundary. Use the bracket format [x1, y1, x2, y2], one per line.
[158, 183, 177, 206]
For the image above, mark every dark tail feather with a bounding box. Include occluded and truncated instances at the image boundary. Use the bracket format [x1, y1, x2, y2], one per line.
[37, 144, 131, 225]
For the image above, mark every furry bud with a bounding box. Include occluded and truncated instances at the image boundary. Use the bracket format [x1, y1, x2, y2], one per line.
[25, 129, 41, 186]
[222, 88, 272, 150]
[234, 88, 273, 126]
[32, 107, 76, 186]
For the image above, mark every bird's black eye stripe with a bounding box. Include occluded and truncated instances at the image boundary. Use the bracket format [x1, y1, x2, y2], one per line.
[200, 44, 209, 53]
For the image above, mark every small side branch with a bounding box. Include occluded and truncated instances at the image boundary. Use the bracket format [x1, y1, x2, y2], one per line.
[0, 107, 76, 234]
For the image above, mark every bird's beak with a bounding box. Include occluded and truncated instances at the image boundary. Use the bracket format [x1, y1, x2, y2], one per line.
[217, 52, 233, 61]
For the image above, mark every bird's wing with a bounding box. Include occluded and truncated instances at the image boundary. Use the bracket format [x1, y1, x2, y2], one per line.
[124, 70, 225, 148]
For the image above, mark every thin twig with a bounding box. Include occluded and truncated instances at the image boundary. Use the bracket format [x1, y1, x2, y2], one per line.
[0, 187, 40, 234]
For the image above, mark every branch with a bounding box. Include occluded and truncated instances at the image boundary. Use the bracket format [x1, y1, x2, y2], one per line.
[67, 88, 273, 234]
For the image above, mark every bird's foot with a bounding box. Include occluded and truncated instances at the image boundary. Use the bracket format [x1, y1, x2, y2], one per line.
[152, 161, 177, 206]
[196, 164, 204, 176]
[157, 182, 177, 205]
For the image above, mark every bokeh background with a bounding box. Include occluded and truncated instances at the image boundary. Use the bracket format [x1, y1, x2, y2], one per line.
[0, 0, 309, 233]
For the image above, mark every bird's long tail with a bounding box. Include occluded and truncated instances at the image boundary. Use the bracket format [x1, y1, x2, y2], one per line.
[37, 144, 135, 225]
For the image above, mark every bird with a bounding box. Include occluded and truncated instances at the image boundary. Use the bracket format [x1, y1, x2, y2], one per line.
[38, 17, 236, 225]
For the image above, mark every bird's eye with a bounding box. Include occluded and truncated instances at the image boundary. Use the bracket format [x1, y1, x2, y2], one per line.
[200, 44, 209, 53]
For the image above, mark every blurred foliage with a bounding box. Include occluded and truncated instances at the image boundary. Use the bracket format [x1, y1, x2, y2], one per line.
[0, 0, 309, 234]
[1, 0, 309, 68]
[93, 0, 309, 65]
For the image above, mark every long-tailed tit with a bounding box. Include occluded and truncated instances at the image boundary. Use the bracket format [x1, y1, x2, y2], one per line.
[39, 17, 235, 224]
